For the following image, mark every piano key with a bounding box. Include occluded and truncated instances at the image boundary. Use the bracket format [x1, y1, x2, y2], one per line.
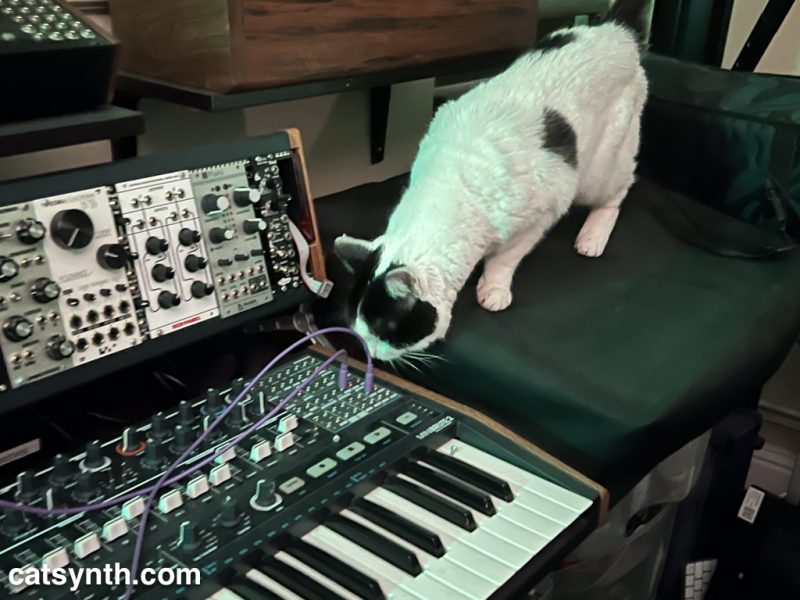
[226, 575, 282, 599]
[284, 537, 385, 600]
[444, 541, 514, 583]
[479, 515, 550, 558]
[255, 555, 344, 600]
[326, 514, 423, 575]
[396, 472, 491, 527]
[276, 551, 362, 600]
[424, 555, 498, 599]
[511, 487, 584, 527]
[401, 462, 496, 516]
[350, 498, 445, 558]
[383, 477, 476, 531]
[463, 528, 535, 569]
[206, 588, 247, 600]
[436, 439, 592, 513]
[304, 525, 408, 594]
[398, 572, 475, 600]
[421, 448, 514, 501]
[499, 501, 565, 539]
[367, 487, 462, 546]
[243, 568, 304, 600]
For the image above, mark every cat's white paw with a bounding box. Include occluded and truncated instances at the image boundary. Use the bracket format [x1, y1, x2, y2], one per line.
[477, 278, 513, 312]
[574, 229, 610, 257]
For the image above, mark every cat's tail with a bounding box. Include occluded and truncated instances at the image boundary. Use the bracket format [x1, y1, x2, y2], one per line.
[603, 0, 651, 45]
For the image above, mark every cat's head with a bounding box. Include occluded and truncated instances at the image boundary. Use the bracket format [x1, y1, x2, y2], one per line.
[333, 234, 451, 361]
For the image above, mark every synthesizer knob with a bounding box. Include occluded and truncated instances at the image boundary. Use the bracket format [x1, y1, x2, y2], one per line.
[46, 335, 75, 360]
[201, 194, 230, 214]
[177, 521, 199, 552]
[172, 425, 192, 453]
[50, 209, 94, 250]
[191, 281, 214, 299]
[250, 479, 279, 511]
[3, 316, 33, 342]
[242, 219, 267, 235]
[152, 264, 175, 282]
[82, 440, 108, 471]
[184, 254, 207, 272]
[142, 438, 165, 470]
[209, 227, 234, 244]
[205, 388, 222, 414]
[145, 236, 169, 256]
[178, 228, 202, 246]
[118, 427, 144, 455]
[15, 471, 37, 502]
[31, 277, 60, 303]
[16, 218, 46, 244]
[157, 291, 180, 309]
[219, 496, 240, 527]
[73, 472, 94, 503]
[1, 508, 28, 536]
[0, 257, 19, 282]
[150, 412, 168, 439]
[232, 187, 260, 207]
[50, 454, 71, 485]
[96, 244, 127, 270]
[178, 400, 194, 426]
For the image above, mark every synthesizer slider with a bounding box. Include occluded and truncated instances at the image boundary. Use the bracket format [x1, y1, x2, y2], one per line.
[0, 333, 608, 600]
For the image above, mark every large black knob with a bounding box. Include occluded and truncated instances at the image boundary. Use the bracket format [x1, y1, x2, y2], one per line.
[201, 194, 229, 214]
[219, 496, 240, 527]
[15, 471, 37, 502]
[50, 454, 71, 485]
[184, 254, 207, 272]
[232, 187, 260, 207]
[150, 412, 168, 440]
[16, 219, 46, 244]
[82, 441, 106, 470]
[119, 427, 143, 455]
[73, 472, 94, 503]
[31, 278, 60, 303]
[177, 521, 199, 552]
[3, 316, 33, 342]
[1, 508, 28, 536]
[46, 335, 75, 360]
[0, 257, 19, 282]
[172, 425, 193, 453]
[178, 400, 193, 426]
[250, 479, 278, 510]
[205, 388, 222, 414]
[145, 237, 168, 256]
[178, 228, 201, 246]
[152, 264, 175, 282]
[209, 227, 234, 244]
[141, 438, 165, 470]
[96, 244, 127, 270]
[242, 219, 267, 235]
[50, 209, 94, 250]
[191, 281, 214, 299]
[157, 291, 180, 309]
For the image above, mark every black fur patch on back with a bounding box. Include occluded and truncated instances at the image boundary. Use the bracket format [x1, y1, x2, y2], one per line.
[360, 267, 437, 348]
[346, 247, 382, 321]
[534, 31, 576, 53]
[542, 108, 578, 168]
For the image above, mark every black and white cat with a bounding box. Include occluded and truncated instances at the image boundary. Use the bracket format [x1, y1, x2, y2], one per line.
[334, 0, 650, 361]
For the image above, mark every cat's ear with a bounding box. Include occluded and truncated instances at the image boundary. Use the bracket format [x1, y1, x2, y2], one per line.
[384, 267, 417, 300]
[333, 235, 374, 273]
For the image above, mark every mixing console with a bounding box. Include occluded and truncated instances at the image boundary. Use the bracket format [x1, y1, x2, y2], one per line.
[0, 130, 328, 408]
[0, 346, 603, 599]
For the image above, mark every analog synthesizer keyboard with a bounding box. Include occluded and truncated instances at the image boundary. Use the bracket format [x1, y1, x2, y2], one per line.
[0, 345, 607, 599]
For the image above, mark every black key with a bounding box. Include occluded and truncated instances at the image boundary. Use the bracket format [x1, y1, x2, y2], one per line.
[384, 477, 477, 531]
[423, 448, 514, 502]
[327, 514, 423, 576]
[403, 462, 496, 516]
[285, 537, 385, 600]
[229, 576, 281, 600]
[351, 498, 445, 558]
[256, 555, 344, 600]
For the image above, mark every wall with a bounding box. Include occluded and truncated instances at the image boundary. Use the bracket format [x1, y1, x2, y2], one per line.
[723, 0, 800, 75]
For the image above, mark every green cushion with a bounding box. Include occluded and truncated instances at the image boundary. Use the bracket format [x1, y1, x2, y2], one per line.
[314, 175, 800, 502]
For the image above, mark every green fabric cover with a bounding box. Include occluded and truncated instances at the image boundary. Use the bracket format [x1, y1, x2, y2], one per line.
[314, 177, 800, 502]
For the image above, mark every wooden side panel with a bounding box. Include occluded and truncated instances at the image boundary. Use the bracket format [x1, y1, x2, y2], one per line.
[109, 0, 236, 91]
[239, 0, 538, 89]
[285, 128, 327, 281]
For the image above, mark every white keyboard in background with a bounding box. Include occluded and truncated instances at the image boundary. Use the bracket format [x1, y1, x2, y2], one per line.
[210, 438, 593, 600]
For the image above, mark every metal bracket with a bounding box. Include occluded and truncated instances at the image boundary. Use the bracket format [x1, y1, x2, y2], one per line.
[369, 86, 392, 165]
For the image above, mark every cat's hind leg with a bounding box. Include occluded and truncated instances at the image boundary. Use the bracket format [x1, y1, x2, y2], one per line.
[477, 224, 549, 311]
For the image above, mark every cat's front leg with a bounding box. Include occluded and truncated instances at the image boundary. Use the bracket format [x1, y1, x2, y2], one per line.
[477, 226, 547, 311]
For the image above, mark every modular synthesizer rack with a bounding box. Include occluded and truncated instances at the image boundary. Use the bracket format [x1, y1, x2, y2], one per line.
[0, 346, 606, 599]
[0, 129, 328, 413]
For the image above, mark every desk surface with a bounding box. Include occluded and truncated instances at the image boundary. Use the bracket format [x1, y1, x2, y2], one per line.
[0, 106, 144, 159]
[313, 175, 800, 502]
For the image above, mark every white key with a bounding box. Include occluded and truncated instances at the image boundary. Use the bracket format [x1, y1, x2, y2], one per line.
[498, 502, 563, 539]
[276, 551, 361, 600]
[205, 589, 244, 600]
[445, 541, 514, 582]
[399, 572, 474, 600]
[465, 529, 533, 569]
[426, 558, 496, 599]
[437, 439, 591, 513]
[304, 525, 408, 594]
[514, 486, 582, 526]
[482, 515, 550, 557]
[245, 568, 303, 600]
[367, 487, 462, 547]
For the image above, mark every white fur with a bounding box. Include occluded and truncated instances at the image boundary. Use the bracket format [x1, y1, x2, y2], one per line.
[339, 22, 648, 360]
